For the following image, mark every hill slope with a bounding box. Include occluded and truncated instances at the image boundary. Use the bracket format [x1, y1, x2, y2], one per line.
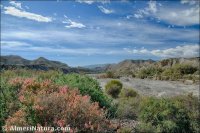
[0, 55, 90, 73]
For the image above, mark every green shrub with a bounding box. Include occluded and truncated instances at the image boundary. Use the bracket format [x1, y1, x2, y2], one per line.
[119, 88, 138, 98]
[171, 93, 200, 133]
[105, 80, 123, 98]
[117, 127, 132, 133]
[116, 96, 141, 119]
[106, 71, 114, 78]
[0, 78, 20, 129]
[53, 73, 117, 117]
[162, 68, 181, 80]
[54, 73, 112, 109]
[139, 97, 191, 133]
[135, 122, 156, 133]
[174, 64, 197, 75]
[137, 67, 163, 79]
[161, 64, 198, 80]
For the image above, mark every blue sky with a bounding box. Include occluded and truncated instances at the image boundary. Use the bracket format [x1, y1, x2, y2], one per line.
[1, 0, 199, 66]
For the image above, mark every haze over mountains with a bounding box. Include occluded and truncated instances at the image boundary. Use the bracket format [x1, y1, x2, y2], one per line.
[1, 55, 199, 74]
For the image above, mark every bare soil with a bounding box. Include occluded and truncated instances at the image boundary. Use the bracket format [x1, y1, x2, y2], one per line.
[94, 77, 199, 97]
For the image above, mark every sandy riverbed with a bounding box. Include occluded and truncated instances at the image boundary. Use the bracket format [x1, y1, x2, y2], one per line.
[95, 77, 199, 97]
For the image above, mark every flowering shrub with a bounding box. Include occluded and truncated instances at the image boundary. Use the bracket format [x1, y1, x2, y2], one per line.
[53, 73, 114, 114]
[5, 79, 112, 132]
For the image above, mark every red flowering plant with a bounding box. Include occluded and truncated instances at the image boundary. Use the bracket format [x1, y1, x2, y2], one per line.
[5, 78, 114, 132]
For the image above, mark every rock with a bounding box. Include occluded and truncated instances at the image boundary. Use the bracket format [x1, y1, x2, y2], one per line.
[184, 80, 194, 85]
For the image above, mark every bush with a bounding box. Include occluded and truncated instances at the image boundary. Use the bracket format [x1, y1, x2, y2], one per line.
[106, 71, 115, 78]
[137, 67, 163, 79]
[174, 64, 197, 75]
[171, 93, 200, 132]
[117, 127, 132, 133]
[139, 97, 191, 133]
[119, 88, 138, 98]
[105, 80, 123, 98]
[0, 71, 116, 127]
[0, 78, 21, 129]
[135, 122, 156, 133]
[161, 64, 198, 80]
[54, 73, 113, 110]
[116, 96, 141, 119]
[116, 88, 140, 119]
[5, 79, 111, 132]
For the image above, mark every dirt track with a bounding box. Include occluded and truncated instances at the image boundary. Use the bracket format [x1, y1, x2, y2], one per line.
[95, 77, 199, 97]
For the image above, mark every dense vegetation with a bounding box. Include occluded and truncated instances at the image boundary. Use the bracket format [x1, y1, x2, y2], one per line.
[1, 69, 199, 132]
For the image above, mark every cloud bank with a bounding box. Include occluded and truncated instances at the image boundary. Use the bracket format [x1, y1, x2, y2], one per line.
[124, 45, 199, 58]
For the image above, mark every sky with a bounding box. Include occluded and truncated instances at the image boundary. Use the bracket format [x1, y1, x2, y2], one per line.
[1, 0, 199, 66]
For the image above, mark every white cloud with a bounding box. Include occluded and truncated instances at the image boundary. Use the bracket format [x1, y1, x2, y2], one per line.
[126, 15, 133, 19]
[124, 45, 199, 58]
[29, 47, 121, 55]
[1, 41, 31, 49]
[63, 15, 86, 28]
[181, 0, 196, 5]
[2, 18, 198, 47]
[1, 40, 122, 56]
[76, 0, 110, 4]
[148, 0, 157, 13]
[98, 6, 114, 14]
[9, 1, 22, 9]
[76, 0, 94, 4]
[134, 0, 157, 18]
[156, 5, 199, 26]
[134, 1, 199, 26]
[100, 0, 110, 4]
[134, 13, 143, 19]
[4, 6, 52, 22]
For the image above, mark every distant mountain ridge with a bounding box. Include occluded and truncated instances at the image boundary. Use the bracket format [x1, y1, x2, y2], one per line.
[0, 55, 199, 74]
[0, 55, 90, 73]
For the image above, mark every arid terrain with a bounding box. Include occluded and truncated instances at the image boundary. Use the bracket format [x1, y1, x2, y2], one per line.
[93, 76, 199, 97]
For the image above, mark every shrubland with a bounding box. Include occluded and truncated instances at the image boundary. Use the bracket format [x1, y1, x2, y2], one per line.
[1, 69, 199, 133]
[5, 79, 110, 132]
[0, 70, 116, 132]
[134, 64, 199, 81]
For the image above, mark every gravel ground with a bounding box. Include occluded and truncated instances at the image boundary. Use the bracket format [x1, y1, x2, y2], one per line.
[95, 77, 199, 97]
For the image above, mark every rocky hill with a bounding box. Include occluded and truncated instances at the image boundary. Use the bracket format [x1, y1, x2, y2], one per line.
[107, 59, 155, 72]
[0, 55, 91, 73]
[157, 57, 199, 68]
[106, 57, 199, 73]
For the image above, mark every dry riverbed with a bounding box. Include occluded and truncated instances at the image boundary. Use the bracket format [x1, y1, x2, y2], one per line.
[91, 76, 199, 97]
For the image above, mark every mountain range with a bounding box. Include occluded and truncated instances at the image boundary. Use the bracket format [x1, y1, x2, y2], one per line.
[0, 55, 90, 73]
[0, 55, 199, 74]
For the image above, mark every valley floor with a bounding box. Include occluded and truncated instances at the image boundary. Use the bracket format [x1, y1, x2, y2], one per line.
[94, 77, 199, 97]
